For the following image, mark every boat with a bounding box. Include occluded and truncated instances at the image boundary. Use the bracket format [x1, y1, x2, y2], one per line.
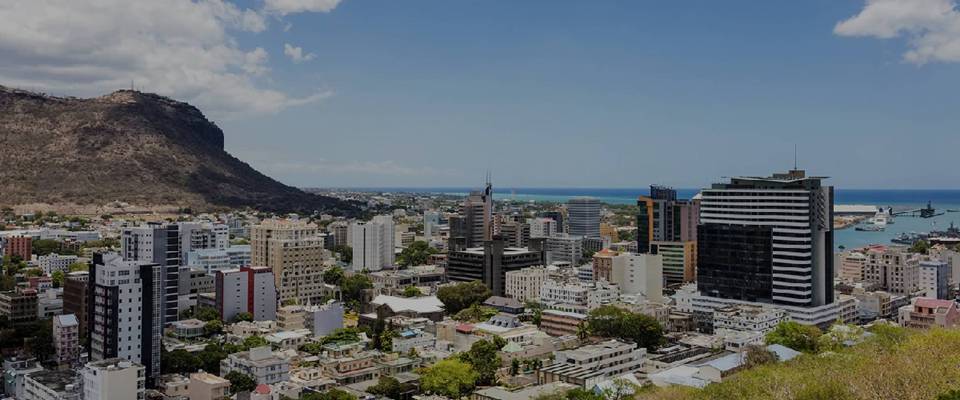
[856, 225, 884, 232]
[948, 209, 959, 213]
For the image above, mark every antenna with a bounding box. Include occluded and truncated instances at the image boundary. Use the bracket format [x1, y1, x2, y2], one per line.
[793, 144, 798, 170]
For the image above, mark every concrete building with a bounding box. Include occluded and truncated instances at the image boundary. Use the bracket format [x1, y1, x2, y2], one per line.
[447, 237, 545, 297]
[919, 260, 950, 300]
[36, 253, 79, 275]
[220, 346, 291, 385]
[215, 266, 277, 322]
[20, 370, 81, 400]
[0, 287, 38, 326]
[863, 246, 920, 295]
[529, 218, 559, 239]
[838, 250, 867, 282]
[545, 235, 583, 266]
[3, 235, 33, 261]
[250, 219, 328, 306]
[899, 298, 960, 329]
[449, 182, 494, 250]
[178, 222, 229, 265]
[121, 223, 181, 324]
[650, 241, 696, 285]
[88, 253, 162, 386]
[63, 271, 89, 340]
[53, 314, 80, 367]
[369, 265, 446, 295]
[539, 279, 618, 314]
[351, 215, 396, 272]
[185, 248, 231, 274]
[567, 198, 601, 238]
[505, 265, 549, 303]
[636, 186, 700, 249]
[591, 249, 618, 282]
[610, 252, 663, 302]
[424, 211, 441, 238]
[81, 358, 146, 400]
[538, 340, 646, 388]
[539, 309, 587, 337]
[712, 305, 787, 333]
[697, 170, 834, 308]
[188, 372, 230, 400]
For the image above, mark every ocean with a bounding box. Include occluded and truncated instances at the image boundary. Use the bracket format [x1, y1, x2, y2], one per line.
[355, 187, 960, 250]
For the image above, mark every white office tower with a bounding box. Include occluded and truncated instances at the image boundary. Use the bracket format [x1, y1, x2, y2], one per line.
[81, 358, 146, 400]
[351, 215, 395, 272]
[567, 197, 601, 238]
[178, 222, 229, 264]
[89, 253, 162, 387]
[610, 252, 664, 303]
[120, 223, 181, 323]
[529, 217, 558, 238]
[424, 211, 440, 238]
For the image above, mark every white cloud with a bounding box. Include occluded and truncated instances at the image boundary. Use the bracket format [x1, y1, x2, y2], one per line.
[265, 0, 343, 16]
[835, 0, 960, 63]
[284, 43, 317, 63]
[0, 0, 333, 117]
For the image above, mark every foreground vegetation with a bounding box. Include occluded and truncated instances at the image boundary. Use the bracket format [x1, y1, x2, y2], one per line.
[639, 325, 960, 400]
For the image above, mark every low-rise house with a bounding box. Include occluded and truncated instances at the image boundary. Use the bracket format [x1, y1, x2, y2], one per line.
[899, 298, 960, 329]
[220, 346, 291, 385]
[21, 370, 82, 400]
[472, 382, 578, 400]
[189, 371, 231, 400]
[170, 319, 205, 339]
[483, 296, 524, 315]
[265, 328, 313, 350]
[539, 309, 587, 337]
[362, 295, 445, 323]
[538, 340, 646, 388]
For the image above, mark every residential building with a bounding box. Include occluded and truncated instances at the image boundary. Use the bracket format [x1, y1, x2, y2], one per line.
[188, 372, 230, 400]
[899, 298, 960, 329]
[919, 260, 950, 300]
[178, 222, 229, 265]
[88, 253, 162, 386]
[250, 219, 328, 306]
[529, 218, 559, 238]
[838, 250, 867, 282]
[697, 170, 834, 307]
[369, 265, 446, 295]
[863, 246, 920, 295]
[852, 288, 908, 321]
[265, 329, 313, 350]
[220, 346, 291, 385]
[712, 305, 787, 333]
[37, 288, 63, 319]
[447, 237, 545, 297]
[539, 309, 587, 337]
[592, 249, 618, 282]
[351, 215, 395, 272]
[121, 223, 181, 323]
[650, 241, 696, 285]
[539, 279, 618, 314]
[545, 235, 583, 266]
[566, 197, 601, 238]
[610, 252, 663, 302]
[3, 356, 43, 398]
[21, 370, 81, 400]
[63, 271, 89, 340]
[362, 295, 445, 323]
[538, 340, 646, 388]
[36, 253, 79, 275]
[53, 314, 80, 367]
[505, 265, 549, 303]
[215, 266, 277, 322]
[0, 287, 38, 326]
[4, 235, 32, 261]
[81, 358, 145, 400]
[304, 301, 345, 337]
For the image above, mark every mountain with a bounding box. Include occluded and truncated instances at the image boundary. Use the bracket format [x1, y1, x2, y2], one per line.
[0, 86, 360, 215]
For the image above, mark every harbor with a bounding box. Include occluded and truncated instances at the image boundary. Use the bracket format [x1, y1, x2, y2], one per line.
[834, 201, 960, 250]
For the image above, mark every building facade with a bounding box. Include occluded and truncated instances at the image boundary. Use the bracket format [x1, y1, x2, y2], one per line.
[250, 219, 328, 306]
[351, 215, 395, 272]
[566, 198, 600, 239]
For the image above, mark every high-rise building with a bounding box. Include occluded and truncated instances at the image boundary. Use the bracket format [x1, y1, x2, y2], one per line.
[63, 271, 89, 341]
[544, 235, 583, 266]
[650, 241, 697, 285]
[919, 260, 950, 300]
[53, 314, 80, 367]
[529, 217, 558, 238]
[610, 252, 663, 302]
[697, 169, 834, 307]
[498, 220, 529, 248]
[351, 215, 395, 272]
[566, 197, 600, 238]
[423, 211, 440, 238]
[505, 266, 550, 302]
[178, 222, 229, 265]
[88, 253, 162, 386]
[250, 219, 327, 306]
[447, 237, 545, 297]
[215, 266, 278, 322]
[3, 236, 33, 261]
[863, 246, 920, 295]
[636, 186, 699, 254]
[450, 182, 494, 249]
[328, 221, 350, 248]
[0, 287, 38, 326]
[121, 223, 181, 323]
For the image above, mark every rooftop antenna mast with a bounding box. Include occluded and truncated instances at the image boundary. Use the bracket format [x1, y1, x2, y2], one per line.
[793, 144, 798, 170]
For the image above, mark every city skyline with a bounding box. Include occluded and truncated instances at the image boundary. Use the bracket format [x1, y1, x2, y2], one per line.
[2, 1, 959, 189]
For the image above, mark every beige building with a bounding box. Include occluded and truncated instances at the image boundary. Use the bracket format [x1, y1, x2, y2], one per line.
[863, 246, 920, 295]
[251, 219, 328, 305]
[189, 372, 230, 400]
[838, 250, 867, 282]
[505, 266, 549, 303]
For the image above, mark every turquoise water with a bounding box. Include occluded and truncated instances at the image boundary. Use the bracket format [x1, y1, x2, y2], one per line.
[353, 187, 960, 250]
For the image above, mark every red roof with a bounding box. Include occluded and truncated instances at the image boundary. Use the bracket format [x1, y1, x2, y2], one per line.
[915, 298, 955, 310]
[455, 323, 475, 333]
[255, 384, 271, 394]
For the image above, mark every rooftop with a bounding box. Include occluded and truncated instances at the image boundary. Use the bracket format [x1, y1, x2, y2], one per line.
[25, 370, 81, 393]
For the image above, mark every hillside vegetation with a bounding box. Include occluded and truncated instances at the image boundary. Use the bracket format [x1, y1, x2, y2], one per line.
[639, 325, 960, 400]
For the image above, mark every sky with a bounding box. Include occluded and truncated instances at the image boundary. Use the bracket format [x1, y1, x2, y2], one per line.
[1, 0, 959, 189]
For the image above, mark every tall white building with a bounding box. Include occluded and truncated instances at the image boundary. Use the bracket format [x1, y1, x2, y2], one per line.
[89, 253, 162, 386]
[505, 266, 549, 303]
[178, 222, 229, 264]
[424, 211, 440, 238]
[81, 358, 145, 400]
[120, 224, 180, 323]
[215, 266, 278, 322]
[351, 215, 395, 272]
[610, 252, 664, 303]
[919, 260, 950, 300]
[529, 217, 558, 238]
[566, 197, 601, 238]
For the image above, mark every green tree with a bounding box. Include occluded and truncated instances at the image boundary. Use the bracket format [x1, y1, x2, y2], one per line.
[32, 239, 62, 256]
[397, 240, 439, 267]
[460, 339, 502, 386]
[566, 388, 605, 400]
[453, 304, 497, 323]
[26, 320, 54, 362]
[420, 358, 478, 398]
[511, 358, 520, 376]
[368, 376, 406, 399]
[437, 281, 492, 315]
[51, 270, 64, 288]
[67, 262, 88, 272]
[765, 321, 822, 353]
[938, 389, 960, 400]
[302, 388, 357, 400]
[243, 335, 269, 349]
[204, 319, 224, 336]
[586, 305, 664, 351]
[233, 312, 254, 323]
[341, 274, 373, 308]
[743, 344, 778, 368]
[332, 245, 353, 264]
[402, 286, 422, 298]
[225, 371, 257, 393]
[910, 239, 931, 255]
[163, 349, 202, 374]
[323, 266, 345, 286]
[194, 306, 220, 322]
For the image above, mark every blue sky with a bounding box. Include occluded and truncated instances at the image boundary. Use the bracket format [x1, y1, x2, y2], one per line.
[3, 0, 958, 189]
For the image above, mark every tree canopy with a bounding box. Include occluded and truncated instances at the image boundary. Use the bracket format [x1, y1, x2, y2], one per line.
[420, 358, 479, 399]
[323, 266, 345, 286]
[765, 321, 822, 353]
[341, 274, 373, 309]
[397, 240, 439, 267]
[225, 371, 256, 393]
[586, 305, 664, 350]
[436, 280, 492, 315]
[459, 338, 503, 386]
